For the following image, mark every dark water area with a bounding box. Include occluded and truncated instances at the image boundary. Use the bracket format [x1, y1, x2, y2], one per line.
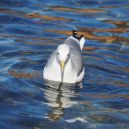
[0, 0, 129, 129]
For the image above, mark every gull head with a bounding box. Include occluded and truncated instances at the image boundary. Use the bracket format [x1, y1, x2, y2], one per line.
[56, 44, 70, 82]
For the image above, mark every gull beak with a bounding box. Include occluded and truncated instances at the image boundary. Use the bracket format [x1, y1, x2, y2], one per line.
[60, 60, 65, 83]
[61, 60, 65, 71]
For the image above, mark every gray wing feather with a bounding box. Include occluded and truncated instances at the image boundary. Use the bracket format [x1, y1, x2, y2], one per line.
[64, 37, 83, 76]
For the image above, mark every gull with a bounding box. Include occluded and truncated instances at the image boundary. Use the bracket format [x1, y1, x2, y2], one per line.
[43, 30, 85, 83]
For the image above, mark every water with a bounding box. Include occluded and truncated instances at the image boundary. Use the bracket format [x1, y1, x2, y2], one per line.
[0, 0, 129, 129]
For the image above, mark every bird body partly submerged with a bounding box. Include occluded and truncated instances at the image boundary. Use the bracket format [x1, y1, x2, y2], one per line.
[43, 31, 85, 83]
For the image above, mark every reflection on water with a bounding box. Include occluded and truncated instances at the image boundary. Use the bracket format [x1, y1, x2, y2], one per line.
[43, 82, 78, 121]
[0, 0, 129, 129]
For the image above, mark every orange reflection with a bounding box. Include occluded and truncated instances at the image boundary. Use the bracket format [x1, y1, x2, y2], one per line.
[51, 6, 106, 13]
[26, 13, 71, 22]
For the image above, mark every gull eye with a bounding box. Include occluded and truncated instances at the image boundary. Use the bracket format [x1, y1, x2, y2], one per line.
[67, 53, 70, 57]
[57, 52, 59, 55]
[57, 52, 60, 59]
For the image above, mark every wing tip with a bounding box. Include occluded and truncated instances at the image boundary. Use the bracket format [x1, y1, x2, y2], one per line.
[73, 30, 83, 41]
[72, 30, 85, 50]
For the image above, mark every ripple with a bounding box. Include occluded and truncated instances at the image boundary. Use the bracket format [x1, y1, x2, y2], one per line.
[0, 0, 129, 128]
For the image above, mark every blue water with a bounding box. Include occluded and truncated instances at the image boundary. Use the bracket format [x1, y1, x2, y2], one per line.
[0, 0, 129, 129]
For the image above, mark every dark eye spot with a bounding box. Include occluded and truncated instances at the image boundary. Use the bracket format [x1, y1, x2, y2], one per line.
[67, 53, 70, 57]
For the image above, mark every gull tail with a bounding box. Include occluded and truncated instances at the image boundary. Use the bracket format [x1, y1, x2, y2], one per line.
[73, 30, 85, 50]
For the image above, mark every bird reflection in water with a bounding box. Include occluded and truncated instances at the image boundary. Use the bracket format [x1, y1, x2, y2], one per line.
[43, 81, 79, 121]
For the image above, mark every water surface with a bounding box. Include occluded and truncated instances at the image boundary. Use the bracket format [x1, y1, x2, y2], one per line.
[0, 0, 129, 129]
